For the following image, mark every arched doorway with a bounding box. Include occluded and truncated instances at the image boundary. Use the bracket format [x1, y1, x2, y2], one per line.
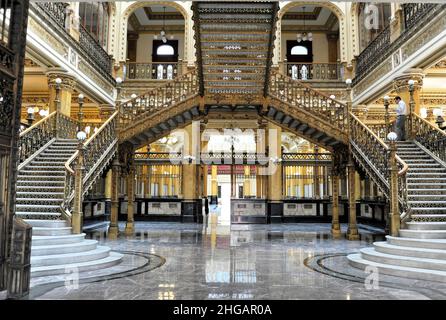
[123, 3, 187, 80]
[278, 3, 343, 80]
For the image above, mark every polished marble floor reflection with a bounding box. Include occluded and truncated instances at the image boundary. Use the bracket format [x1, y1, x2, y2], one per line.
[28, 214, 446, 300]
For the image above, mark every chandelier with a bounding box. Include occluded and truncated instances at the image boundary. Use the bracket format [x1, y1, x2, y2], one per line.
[296, 6, 313, 42]
[154, 6, 170, 43]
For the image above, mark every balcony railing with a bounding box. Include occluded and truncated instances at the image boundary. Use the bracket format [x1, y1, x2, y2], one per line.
[353, 3, 445, 85]
[35, 2, 67, 29]
[78, 24, 113, 76]
[281, 62, 343, 81]
[30, 3, 114, 83]
[125, 62, 181, 80]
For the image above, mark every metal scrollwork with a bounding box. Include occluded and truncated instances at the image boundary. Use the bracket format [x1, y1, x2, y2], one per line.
[412, 112, 446, 163]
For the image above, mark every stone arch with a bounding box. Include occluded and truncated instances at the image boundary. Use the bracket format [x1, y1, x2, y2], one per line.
[277, 1, 347, 63]
[118, 1, 190, 63]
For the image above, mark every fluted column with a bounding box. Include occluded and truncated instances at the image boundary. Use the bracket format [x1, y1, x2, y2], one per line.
[331, 174, 341, 238]
[267, 122, 283, 222]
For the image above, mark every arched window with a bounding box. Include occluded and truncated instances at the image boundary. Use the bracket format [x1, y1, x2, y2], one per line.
[156, 44, 175, 56]
[157, 64, 164, 79]
[166, 65, 174, 79]
[291, 46, 308, 55]
[79, 2, 110, 49]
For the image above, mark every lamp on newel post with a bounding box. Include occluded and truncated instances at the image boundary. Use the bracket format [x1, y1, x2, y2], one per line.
[77, 93, 84, 132]
[387, 131, 400, 237]
[26, 107, 35, 126]
[408, 79, 416, 139]
[434, 108, 446, 130]
[384, 95, 390, 138]
[115, 76, 123, 112]
[72, 130, 87, 234]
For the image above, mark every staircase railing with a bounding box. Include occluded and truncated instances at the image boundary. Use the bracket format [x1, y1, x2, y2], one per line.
[62, 112, 119, 220]
[269, 71, 348, 132]
[56, 113, 78, 139]
[350, 113, 410, 216]
[119, 69, 199, 129]
[18, 111, 56, 163]
[412, 112, 446, 163]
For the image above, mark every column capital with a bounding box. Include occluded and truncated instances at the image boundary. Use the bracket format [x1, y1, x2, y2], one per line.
[46, 68, 77, 91]
[393, 69, 424, 93]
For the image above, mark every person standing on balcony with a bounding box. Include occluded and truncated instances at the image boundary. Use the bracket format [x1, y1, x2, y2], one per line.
[394, 96, 407, 141]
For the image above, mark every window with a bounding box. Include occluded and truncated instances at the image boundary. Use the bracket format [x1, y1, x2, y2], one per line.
[79, 2, 110, 49]
[156, 44, 174, 56]
[291, 46, 308, 55]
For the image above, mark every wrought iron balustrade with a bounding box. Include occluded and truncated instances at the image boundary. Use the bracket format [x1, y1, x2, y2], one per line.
[354, 25, 390, 85]
[78, 24, 112, 74]
[403, 3, 437, 30]
[119, 69, 199, 127]
[30, 3, 114, 82]
[63, 112, 118, 218]
[350, 113, 409, 215]
[283, 63, 343, 81]
[412, 112, 446, 163]
[56, 112, 78, 139]
[126, 62, 181, 80]
[18, 111, 56, 163]
[34, 2, 67, 29]
[353, 4, 445, 85]
[269, 71, 348, 133]
[366, 122, 394, 141]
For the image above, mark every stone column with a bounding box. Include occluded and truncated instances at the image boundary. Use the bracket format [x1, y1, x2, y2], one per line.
[47, 69, 77, 116]
[243, 165, 251, 197]
[388, 138, 400, 236]
[211, 165, 218, 203]
[267, 122, 283, 223]
[125, 159, 135, 235]
[108, 158, 121, 238]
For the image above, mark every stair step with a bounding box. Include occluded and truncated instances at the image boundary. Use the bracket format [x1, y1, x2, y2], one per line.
[408, 194, 446, 199]
[32, 226, 72, 236]
[31, 246, 111, 267]
[15, 212, 62, 220]
[408, 168, 446, 172]
[16, 198, 62, 203]
[25, 166, 65, 170]
[16, 192, 64, 197]
[407, 221, 446, 230]
[24, 219, 69, 228]
[15, 204, 60, 212]
[408, 173, 446, 176]
[386, 235, 446, 250]
[19, 170, 65, 175]
[31, 239, 98, 256]
[359, 247, 446, 271]
[374, 241, 446, 260]
[406, 163, 442, 167]
[411, 214, 446, 222]
[409, 201, 446, 207]
[17, 175, 65, 180]
[31, 252, 123, 277]
[348, 253, 446, 283]
[399, 228, 446, 239]
[32, 233, 86, 246]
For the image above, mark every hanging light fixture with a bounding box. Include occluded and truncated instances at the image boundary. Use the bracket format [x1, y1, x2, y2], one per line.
[297, 6, 313, 43]
[161, 6, 168, 43]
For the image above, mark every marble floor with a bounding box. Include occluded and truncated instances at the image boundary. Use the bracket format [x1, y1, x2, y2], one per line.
[23, 212, 446, 300]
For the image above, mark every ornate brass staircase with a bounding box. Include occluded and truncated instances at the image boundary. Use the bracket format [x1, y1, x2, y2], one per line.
[192, 1, 278, 97]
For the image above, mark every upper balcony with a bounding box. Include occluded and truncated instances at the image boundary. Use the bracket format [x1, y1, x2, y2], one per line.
[27, 2, 116, 104]
[352, 3, 446, 104]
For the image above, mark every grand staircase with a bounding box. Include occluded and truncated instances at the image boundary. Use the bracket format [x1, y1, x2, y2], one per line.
[17, 113, 122, 279]
[348, 140, 446, 281]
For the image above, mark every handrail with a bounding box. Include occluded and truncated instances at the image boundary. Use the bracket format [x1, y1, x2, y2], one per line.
[412, 112, 446, 163]
[19, 111, 56, 137]
[62, 112, 119, 216]
[18, 112, 57, 163]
